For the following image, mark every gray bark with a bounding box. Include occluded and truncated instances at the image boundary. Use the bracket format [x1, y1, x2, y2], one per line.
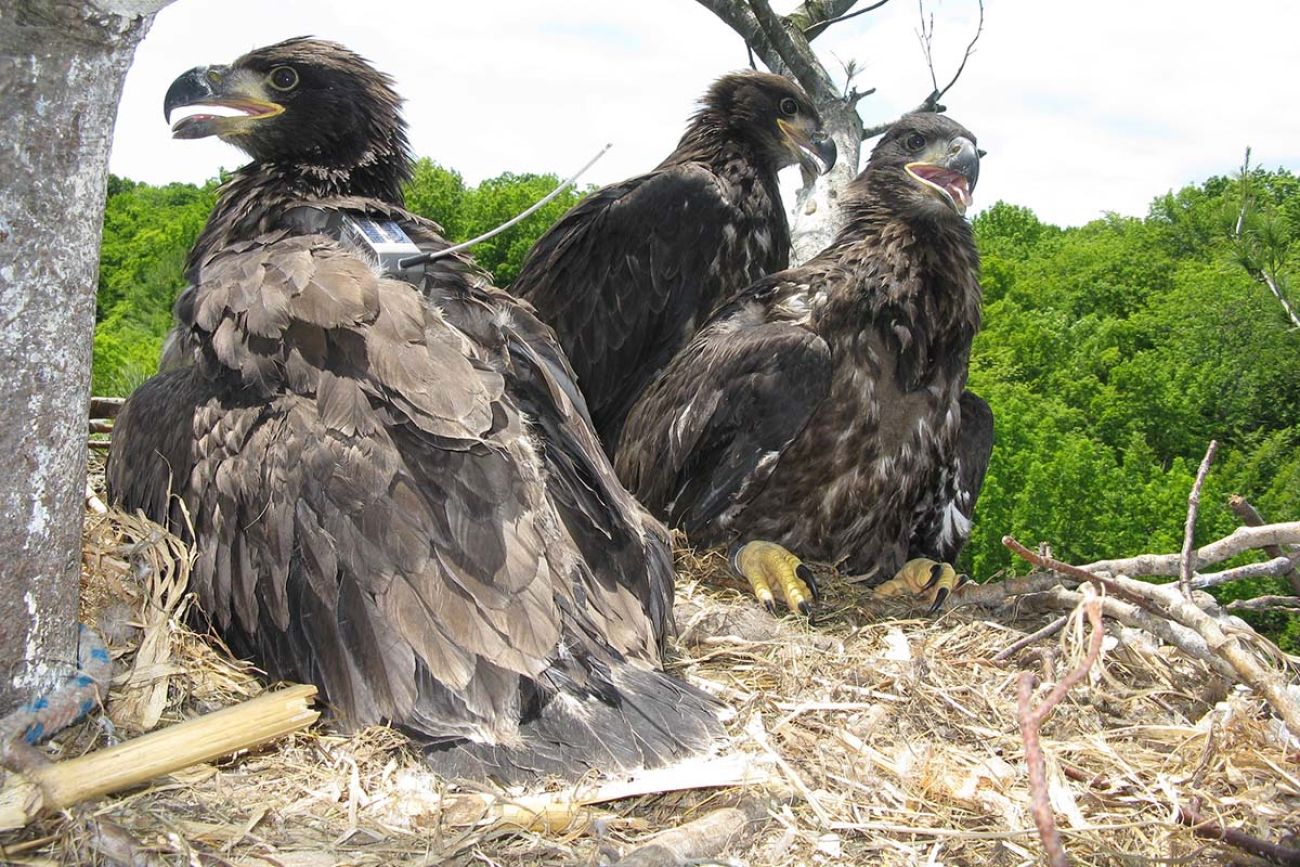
[789, 100, 863, 262]
[0, 0, 172, 716]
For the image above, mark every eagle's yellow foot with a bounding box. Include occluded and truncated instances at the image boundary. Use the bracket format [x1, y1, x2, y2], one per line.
[731, 540, 820, 616]
[874, 558, 970, 613]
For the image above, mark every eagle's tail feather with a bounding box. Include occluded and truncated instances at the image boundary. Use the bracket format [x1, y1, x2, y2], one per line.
[415, 664, 723, 784]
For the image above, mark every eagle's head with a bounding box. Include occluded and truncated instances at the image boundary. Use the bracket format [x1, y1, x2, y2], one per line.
[163, 37, 410, 196]
[858, 113, 981, 220]
[702, 71, 837, 175]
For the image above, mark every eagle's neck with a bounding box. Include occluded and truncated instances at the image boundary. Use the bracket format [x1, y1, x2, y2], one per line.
[187, 146, 412, 275]
[666, 110, 780, 178]
[813, 204, 982, 391]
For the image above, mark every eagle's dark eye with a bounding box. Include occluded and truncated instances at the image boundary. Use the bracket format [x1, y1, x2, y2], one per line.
[779, 97, 799, 116]
[268, 66, 299, 91]
[905, 132, 926, 151]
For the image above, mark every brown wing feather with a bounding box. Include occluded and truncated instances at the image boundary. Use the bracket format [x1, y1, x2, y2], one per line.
[110, 204, 718, 780]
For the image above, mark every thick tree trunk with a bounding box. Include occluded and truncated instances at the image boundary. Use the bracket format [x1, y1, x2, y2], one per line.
[0, 0, 172, 716]
[789, 99, 864, 263]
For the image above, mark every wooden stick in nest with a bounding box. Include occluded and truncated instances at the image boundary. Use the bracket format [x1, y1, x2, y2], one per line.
[1016, 589, 1105, 867]
[1175, 800, 1300, 866]
[1229, 494, 1300, 595]
[0, 684, 319, 832]
[1078, 522, 1300, 578]
[1228, 595, 1300, 613]
[1179, 440, 1217, 598]
[1003, 536, 1300, 739]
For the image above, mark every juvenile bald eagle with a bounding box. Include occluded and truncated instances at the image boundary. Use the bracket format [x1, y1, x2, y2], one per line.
[107, 38, 719, 782]
[512, 71, 836, 451]
[616, 114, 991, 613]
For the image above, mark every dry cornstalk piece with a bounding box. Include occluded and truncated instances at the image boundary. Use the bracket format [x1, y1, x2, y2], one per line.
[432, 753, 776, 834]
[1004, 536, 1300, 739]
[1016, 590, 1105, 867]
[0, 684, 319, 832]
[610, 796, 770, 867]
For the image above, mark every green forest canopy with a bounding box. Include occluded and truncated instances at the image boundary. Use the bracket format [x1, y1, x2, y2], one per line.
[94, 161, 1300, 647]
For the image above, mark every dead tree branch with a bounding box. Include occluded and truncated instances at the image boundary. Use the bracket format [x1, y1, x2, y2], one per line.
[953, 571, 1075, 607]
[790, 0, 885, 40]
[1004, 536, 1300, 739]
[1180, 440, 1218, 598]
[1080, 523, 1300, 578]
[89, 396, 124, 419]
[1227, 595, 1300, 613]
[1191, 556, 1299, 590]
[1016, 590, 1105, 867]
[917, 0, 984, 109]
[746, 0, 839, 100]
[1229, 495, 1300, 594]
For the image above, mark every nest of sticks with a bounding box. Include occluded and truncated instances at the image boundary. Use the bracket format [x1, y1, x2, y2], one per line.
[2, 446, 1298, 866]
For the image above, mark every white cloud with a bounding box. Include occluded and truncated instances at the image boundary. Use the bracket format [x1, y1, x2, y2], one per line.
[111, 0, 1300, 227]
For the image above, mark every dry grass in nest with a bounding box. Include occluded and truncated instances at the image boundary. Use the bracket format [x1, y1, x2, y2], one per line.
[1, 495, 1297, 865]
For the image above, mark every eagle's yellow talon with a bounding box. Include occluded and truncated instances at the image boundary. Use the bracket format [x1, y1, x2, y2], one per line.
[733, 541, 818, 616]
[874, 558, 969, 612]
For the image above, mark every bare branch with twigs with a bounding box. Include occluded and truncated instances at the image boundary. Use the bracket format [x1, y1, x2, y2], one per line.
[1191, 556, 1299, 590]
[916, 0, 984, 108]
[1012, 586, 1238, 680]
[746, 0, 839, 101]
[785, 0, 889, 40]
[860, 0, 985, 139]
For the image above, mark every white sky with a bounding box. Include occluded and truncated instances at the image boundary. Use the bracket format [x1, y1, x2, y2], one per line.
[110, 0, 1300, 228]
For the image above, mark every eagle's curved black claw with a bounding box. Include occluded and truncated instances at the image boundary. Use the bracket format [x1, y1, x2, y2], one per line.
[875, 558, 967, 614]
[797, 563, 820, 601]
[733, 540, 818, 617]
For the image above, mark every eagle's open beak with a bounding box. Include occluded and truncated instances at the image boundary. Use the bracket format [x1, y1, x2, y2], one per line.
[778, 118, 838, 176]
[905, 136, 980, 215]
[164, 65, 284, 140]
